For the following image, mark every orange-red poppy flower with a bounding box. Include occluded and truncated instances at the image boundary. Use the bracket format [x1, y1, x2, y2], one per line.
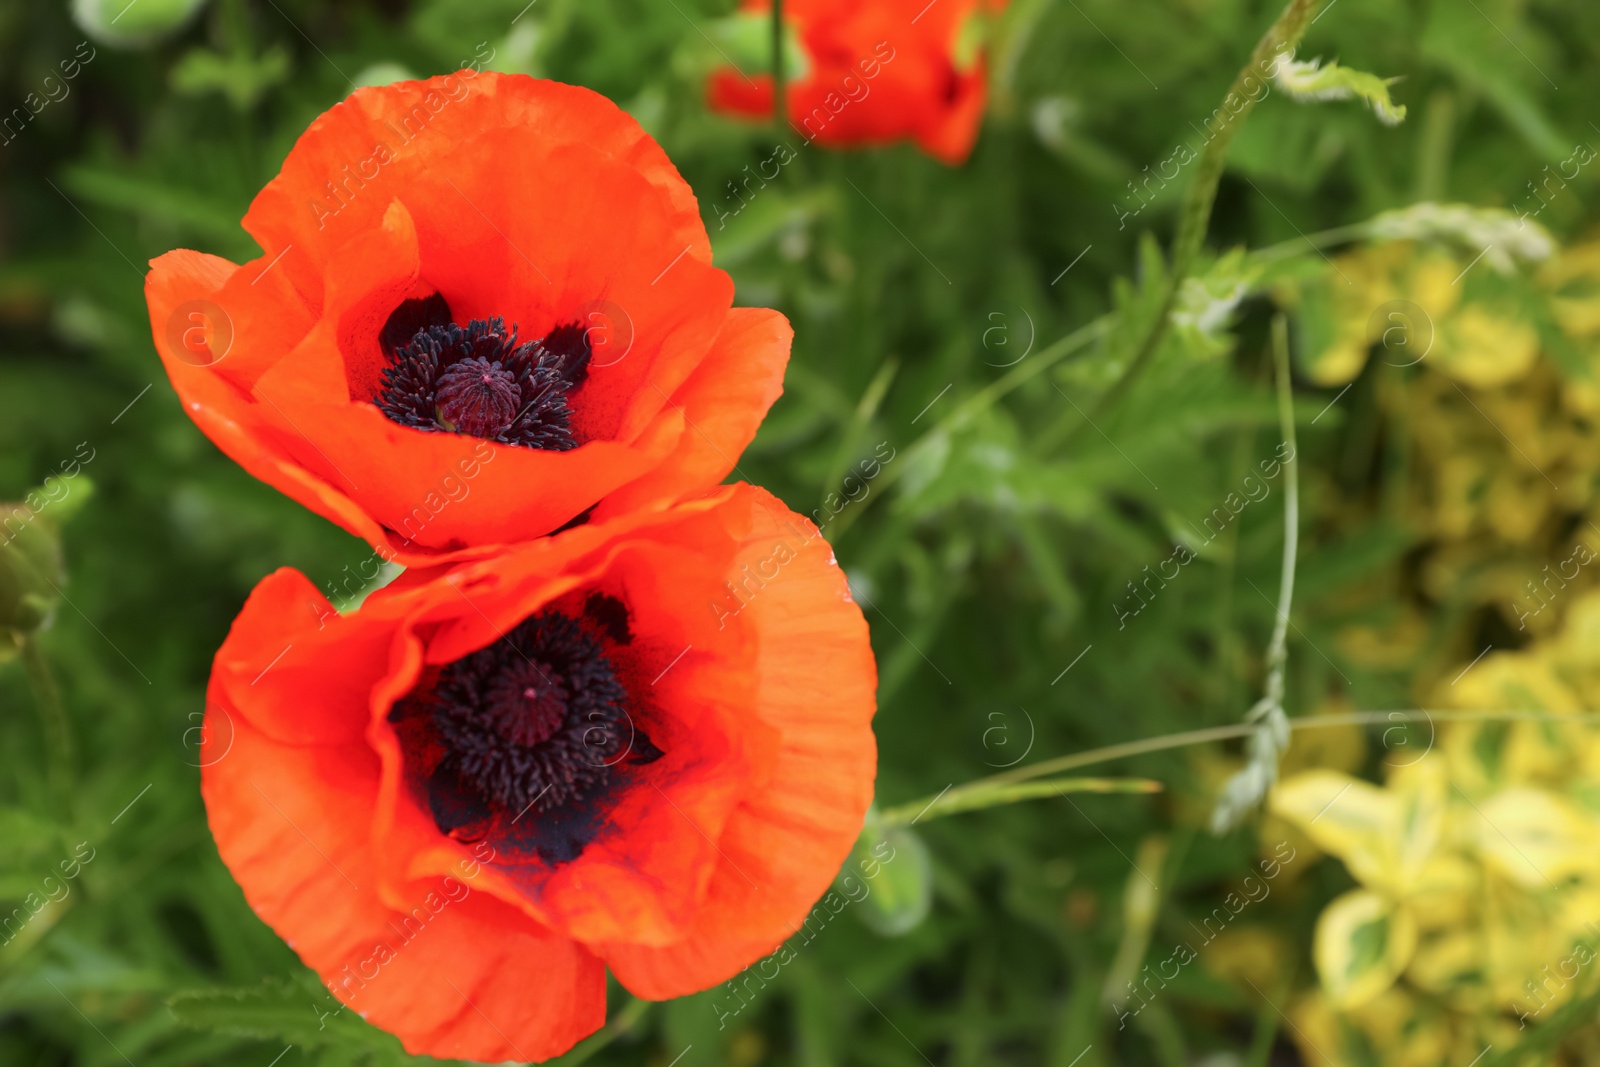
[707, 0, 1007, 164]
[201, 483, 877, 1061]
[146, 73, 790, 566]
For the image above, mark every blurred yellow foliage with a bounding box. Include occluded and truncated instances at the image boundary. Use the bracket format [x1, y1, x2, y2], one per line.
[1293, 236, 1600, 686]
[1269, 593, 1600, 1063]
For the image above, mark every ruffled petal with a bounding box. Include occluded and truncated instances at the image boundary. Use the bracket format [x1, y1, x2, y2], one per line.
[598, 486, 878, 997]
[596, 307, 791, 522]
[205, 591, 607, 1062]
[146, 250, 400, 552]
[244, 75, 707, 308]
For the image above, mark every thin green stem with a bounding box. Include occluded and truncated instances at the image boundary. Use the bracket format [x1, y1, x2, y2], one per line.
[887, 708, 1590, 820]
[556, 996, 650, 1065]
[877, 776, 1161, 828]
[1174, 0, 1323, 276]
[772, 0, 787, 133]
[1249, 221, 1369, 264]
[1062, 0, 1326, 441]
[1213, 425, 1253, 717]
[1261, 315, 1298, 704]
[20, 636, 73, 816]
[1244, 988, 1284, 1067]
[1204, 315, 1299, 831]
[817, 357, 898, 514]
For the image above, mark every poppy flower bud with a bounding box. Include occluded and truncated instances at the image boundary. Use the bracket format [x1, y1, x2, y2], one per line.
[72, 0, 208, 49]
[843, 815, 932, 936]
[0, 475, 95, 656]
[0, 517, 60, 660]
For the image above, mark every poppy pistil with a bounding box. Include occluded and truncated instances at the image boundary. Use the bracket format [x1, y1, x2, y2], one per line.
[376, 316, 590, 450]
[435, 357, 522, 436]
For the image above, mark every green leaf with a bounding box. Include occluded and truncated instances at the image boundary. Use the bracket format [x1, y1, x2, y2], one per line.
[1271, 771, 1395, 891]
[1312, 890, 1417, 1008]
[172, 45, 294, 110]
[61, 166, 247, 249]
[1420, 7, 1568, 160]
[168, 977, 405, 1054]
[1273, 54, 1408, 125]
[1475, 788, 1600, 887]
[1173, 249, 1266, 347]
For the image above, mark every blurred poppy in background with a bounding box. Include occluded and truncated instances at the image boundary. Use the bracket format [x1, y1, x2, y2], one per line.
[708, 0, 1007, 164]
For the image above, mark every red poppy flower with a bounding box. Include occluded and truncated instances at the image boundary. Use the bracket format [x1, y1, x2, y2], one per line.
[707, 0, 1007, 164]
[146, 73, 790, 566]
[200, 483, 877, 1061]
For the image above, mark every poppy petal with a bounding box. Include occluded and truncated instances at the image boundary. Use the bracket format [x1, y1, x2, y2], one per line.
[597, 487, 878, 998]
[596, 307, 792, 522]
[205, 595, 607, 1061]
[146, 251, 402, 552]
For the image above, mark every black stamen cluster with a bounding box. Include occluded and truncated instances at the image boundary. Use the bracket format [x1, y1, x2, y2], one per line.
[376, 315, 591, 450]
[426, 611, 632, 816]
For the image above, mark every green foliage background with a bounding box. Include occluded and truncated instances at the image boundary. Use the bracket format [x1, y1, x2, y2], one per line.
[0, 0, 1595, 1064]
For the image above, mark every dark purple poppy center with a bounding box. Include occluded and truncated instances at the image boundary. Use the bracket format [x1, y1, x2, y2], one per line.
[389, 593, 663, 864]
[430, 611, 629, 814]
[435, 357, 522, 438]
[483, 658, 569, 749]
[375, 294, 590, 450]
